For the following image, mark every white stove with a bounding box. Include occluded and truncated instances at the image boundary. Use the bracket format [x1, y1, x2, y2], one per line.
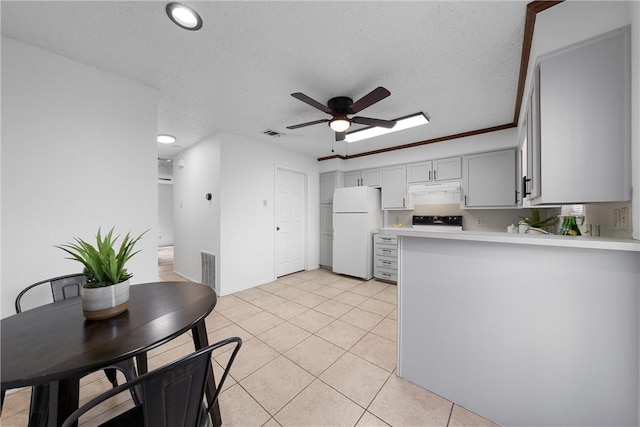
[412, 215, 463, 231]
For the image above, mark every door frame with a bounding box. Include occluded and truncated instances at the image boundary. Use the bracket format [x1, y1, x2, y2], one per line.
[274, 165, 309, 277]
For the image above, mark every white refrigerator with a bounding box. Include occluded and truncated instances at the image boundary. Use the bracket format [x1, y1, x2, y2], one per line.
[332, 186, 382, 280]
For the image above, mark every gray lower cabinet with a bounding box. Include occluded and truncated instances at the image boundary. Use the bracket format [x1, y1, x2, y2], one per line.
[374, 234, 397, 282]
[320, 204, 333, 267]
[320, 172, 342, 268]
[320, 234, 333, 267]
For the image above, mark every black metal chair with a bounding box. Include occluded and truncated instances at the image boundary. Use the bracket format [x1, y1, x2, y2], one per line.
[61, 337, 242, 427]
[14, 273, 143, 426]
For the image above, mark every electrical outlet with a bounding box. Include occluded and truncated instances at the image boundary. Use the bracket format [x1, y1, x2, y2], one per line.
[613, 209, 620, 230]
[620, 207, 628, 231]
[476, 218, 483, 226]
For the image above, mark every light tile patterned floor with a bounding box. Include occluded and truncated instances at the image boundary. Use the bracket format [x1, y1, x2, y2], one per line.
[0, 250, 499, 427]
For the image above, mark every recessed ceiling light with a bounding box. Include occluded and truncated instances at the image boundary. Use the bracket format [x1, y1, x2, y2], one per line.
[345, 112, 429, 143]
[166, 3, 203, 31]
[157, 134, 176, 144]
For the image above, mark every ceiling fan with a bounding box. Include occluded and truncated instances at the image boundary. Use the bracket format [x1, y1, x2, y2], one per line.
[286, 87, 396, 141]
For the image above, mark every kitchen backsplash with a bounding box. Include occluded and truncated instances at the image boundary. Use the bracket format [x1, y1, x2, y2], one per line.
[583, 202, 632, 239]
[385, 205, 537, 232]
[385, 202, 632, 238]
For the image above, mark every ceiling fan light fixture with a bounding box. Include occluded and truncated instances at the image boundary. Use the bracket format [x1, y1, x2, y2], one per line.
[329, 117, 351, 133]
[157, 134, 176, 144]
[345, 112, 429, 143]
[166, 2, 203, 31]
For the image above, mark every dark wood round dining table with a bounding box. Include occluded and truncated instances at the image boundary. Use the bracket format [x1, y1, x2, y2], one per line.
[1, 281, 220, 427]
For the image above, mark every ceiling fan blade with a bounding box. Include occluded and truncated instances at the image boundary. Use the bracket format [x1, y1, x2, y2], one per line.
[335, 132, 345, 142]
[347, 87, 391, 114]
[352, 116, 396, 129]
[286, 119, 329, 130]
[291, 93, 333, 114]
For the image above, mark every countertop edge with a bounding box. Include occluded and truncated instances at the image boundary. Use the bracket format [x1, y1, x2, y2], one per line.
[377, 228, 640, 252]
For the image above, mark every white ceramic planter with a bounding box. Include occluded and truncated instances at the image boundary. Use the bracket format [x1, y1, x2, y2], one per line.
[81, 279, 130, 320]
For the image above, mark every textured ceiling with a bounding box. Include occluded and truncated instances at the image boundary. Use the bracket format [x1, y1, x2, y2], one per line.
[1, 1, 527, 160]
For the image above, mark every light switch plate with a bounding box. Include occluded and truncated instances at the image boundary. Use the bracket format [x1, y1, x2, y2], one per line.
[620, 207, 628, 231]
[613, 209, 620, 230]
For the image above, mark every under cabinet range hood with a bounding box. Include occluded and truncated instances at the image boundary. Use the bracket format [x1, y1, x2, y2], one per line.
[408, 181, 461, 205]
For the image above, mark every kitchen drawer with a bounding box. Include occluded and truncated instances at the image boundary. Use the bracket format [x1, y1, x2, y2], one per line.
[375, 234, 397, 245]
[374, 267, 397, 282]
[376, 245, 397, 258]
[375, 257, 397, 270]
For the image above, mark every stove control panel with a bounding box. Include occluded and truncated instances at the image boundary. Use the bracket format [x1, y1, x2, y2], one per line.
[412, 215, 463, 227]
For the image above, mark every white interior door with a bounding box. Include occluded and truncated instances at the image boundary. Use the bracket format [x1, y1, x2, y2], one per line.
[276, 168, 306, 277]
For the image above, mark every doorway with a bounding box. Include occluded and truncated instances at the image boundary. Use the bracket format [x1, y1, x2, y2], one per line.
[275, 167, 307, 277]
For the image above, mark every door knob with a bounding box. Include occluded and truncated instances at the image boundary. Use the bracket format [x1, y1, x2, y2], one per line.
[277, 226, 280, 231]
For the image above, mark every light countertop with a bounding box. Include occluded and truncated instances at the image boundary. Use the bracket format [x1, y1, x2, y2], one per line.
[378, 227, 640, 252]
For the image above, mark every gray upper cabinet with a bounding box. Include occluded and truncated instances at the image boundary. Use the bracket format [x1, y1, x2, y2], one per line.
[344, 168, 380, 187]
[407, 161, 432, 182]
[407, 157, 461, 183]
[533, 27, 631, 204]
[433, 157, 461, 181]
[381, 165, 409, 210]
[320, 171, 342, 204]
[361, 168, 381, 186]
[344, 171, 361, 187]
[463, 149, 516, 208]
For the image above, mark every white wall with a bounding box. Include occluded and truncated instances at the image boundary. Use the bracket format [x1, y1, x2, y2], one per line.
[319, 127, 518, 173]
[219, 132, 319, 295]
[1, 37, 158, 318]
[172, 134, 222, 286]
[158, 183, 174, 246]
[172, 131, 319, 296]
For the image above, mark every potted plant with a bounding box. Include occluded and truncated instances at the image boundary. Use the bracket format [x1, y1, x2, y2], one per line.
[57, 227, 147, 320]
[518, 209, 559, 234]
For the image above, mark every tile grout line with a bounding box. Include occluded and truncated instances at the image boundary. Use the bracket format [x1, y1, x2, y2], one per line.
[361, 370, 395, 426]
[219, 281, 398, 426]
[446, 401, 455, 426]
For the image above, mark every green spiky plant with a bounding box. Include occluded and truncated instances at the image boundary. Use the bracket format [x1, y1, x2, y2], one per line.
[519, 209, 559, 230]
[56, 228, 148, 288]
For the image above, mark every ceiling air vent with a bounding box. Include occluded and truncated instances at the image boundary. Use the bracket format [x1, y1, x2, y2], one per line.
[261, 129, 283, 137]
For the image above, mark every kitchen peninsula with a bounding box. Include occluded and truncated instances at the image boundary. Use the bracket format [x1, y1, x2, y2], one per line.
[379, 228, 640, 426]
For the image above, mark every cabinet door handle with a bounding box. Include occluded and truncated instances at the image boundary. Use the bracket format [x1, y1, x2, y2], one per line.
[434, 170, 437, 180]
[464, 195, 468, 206]
[429, 170, 432, 180]
[522, 176, 531, 196]
[402, 197, 405, 208]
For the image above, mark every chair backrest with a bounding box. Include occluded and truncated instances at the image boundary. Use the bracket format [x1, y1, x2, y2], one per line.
[15, 273, 86, 313]
[61, 336, 242, 427]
